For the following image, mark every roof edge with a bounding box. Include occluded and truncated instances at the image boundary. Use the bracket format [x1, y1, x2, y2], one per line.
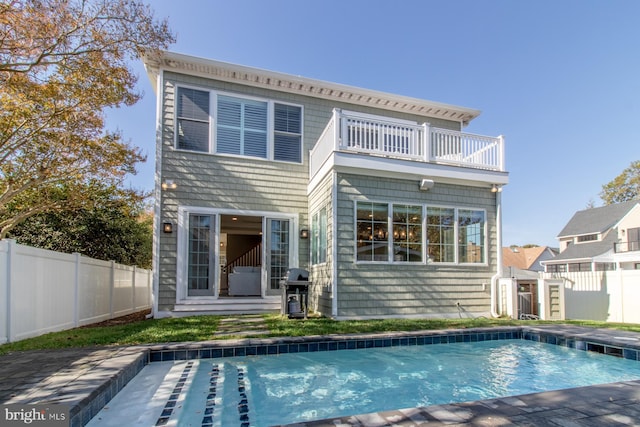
[142, 50, 482, 126]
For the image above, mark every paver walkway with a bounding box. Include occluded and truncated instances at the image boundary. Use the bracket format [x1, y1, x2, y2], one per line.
[213, 314, 271, 337]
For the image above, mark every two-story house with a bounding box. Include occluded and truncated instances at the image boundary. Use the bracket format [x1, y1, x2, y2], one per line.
[543, 200, 640, 273]
[541, 199, 640, 322]
[143, 51, 509, 319]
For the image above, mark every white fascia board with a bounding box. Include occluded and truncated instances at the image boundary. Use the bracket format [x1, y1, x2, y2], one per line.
[309, 151, 509, 193]
[143, 51, 482, 125]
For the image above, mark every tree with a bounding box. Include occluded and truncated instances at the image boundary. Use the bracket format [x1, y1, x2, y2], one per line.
[7, 183, 153, 268]
[600, 160, 640, 205]
[0, 0, 174, 237]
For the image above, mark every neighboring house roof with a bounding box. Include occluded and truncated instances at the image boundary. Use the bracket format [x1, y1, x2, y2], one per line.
[557, 199, 640, 238]
[502, 266, 540, 280]
[143, 50, 481, 126]
[548, 231, 617, 262]
[502, 246, 554, 270]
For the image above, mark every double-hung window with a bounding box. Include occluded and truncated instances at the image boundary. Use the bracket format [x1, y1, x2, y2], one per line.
[174, 87, 303, 163]
[274, 103, 302, 162]
[177, 88, 210, 152]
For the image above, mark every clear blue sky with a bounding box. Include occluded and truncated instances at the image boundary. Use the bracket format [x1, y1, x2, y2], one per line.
[107, 0, 640, 248]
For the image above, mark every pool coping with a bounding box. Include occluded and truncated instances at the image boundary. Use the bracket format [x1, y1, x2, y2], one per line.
[65, 324, 640, 426]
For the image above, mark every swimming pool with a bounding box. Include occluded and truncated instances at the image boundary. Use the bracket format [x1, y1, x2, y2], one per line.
[87, 333, 640, 427]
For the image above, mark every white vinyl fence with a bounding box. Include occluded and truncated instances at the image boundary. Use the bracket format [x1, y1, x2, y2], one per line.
[541, 270, 640, 323]
[0, 239, 152, 343]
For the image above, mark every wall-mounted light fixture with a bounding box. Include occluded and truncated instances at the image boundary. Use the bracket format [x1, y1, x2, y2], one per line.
[419, 179, 434, 191]
[163, 222, 173, 233]
[491, 184, 502, 193]
[161, 179, 177, 190]
[299, 229, 309, 239]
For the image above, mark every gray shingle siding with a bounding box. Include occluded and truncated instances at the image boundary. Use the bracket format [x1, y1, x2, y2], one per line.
[308, 172, 334, 315]
[333, 173, 496, 318]
[156, 70, 493, 314]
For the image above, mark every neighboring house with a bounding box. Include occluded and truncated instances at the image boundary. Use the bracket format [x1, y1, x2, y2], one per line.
[501, 246, 557, 319]
[540, 200, 640, 322]
[503, 246, 557, 273]
[143, 51, 509, 319]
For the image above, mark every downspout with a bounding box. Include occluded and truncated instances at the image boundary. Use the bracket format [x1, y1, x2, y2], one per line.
[331, 171, 338, 318]
[490, 188, 502, 318]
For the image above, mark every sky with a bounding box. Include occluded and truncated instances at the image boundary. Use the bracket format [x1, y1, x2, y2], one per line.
[106, 0, 640, 248]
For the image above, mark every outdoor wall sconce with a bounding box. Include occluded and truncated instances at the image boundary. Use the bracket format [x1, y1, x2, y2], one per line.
[491, 184, 502, 193]
[163, 222, 173, 233]
[161, 179, 177, 190]
[419, 178, 434, 191]
[299, 229, 309, 239]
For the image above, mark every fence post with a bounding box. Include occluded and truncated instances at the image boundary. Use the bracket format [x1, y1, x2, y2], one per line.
[74, 253, 80, 327]
[132, 266, 137, 312]
[3, 240, 14, 343]
[110, 260, 115, 319]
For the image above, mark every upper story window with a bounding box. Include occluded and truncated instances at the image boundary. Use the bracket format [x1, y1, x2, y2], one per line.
[177, 88, 210, 152]
[577, 234, 598, 243]
[174, 86, 303, 163]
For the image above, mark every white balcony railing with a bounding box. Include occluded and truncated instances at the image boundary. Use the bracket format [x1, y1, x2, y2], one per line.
[310, 109, 505, 177]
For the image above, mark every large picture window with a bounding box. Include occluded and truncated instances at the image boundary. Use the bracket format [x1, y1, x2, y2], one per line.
[355, 202, 486, 264]
[174, 87, 302, 163]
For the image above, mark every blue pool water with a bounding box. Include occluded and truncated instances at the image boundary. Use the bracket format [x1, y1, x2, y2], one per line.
[170, 339, 640, 426]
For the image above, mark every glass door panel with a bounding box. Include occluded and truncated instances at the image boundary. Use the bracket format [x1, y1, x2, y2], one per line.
[266, 218, 290, 296]
[187, 214, 216, 296]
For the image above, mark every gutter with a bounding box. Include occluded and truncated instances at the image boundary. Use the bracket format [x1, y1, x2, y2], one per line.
[490, 189, 502, 318]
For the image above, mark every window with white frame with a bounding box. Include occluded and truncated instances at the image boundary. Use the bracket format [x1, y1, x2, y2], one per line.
[174, 86, 302, 163]
[311, 206, 328, 264]
[426, 207, 455, 263]
[177, 87, 210, 152]
[355, 201, 486, 264]
[458, 209, 486, 263]
[392, 204, 422, 262]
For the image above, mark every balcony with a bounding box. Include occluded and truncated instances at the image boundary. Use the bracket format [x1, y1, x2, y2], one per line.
[310, 109, 505, 183]
[614, 241, 640, 253]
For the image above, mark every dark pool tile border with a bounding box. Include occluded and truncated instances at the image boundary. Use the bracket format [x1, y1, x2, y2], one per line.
[147, 327, 527, 363]
[147, 326, 640, 365]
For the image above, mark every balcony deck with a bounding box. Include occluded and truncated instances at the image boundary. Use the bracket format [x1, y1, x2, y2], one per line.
[309, 109, 507, 187]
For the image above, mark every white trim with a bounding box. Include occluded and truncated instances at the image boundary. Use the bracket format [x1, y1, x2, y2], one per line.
[144, 51, 481, 126]
[172, 84, 304, 164]
[308, 150, 508, 194]
[152, 69, 164, 317]
[176, 206, 298, 304]
[331, 171, 338, 318]
[352, 200, 489, 266]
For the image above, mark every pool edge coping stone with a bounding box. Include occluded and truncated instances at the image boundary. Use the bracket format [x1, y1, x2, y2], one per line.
[66, 324, 640, 426]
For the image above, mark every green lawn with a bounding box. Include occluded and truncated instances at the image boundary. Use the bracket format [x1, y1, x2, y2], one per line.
[1, 314, 640, 356]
